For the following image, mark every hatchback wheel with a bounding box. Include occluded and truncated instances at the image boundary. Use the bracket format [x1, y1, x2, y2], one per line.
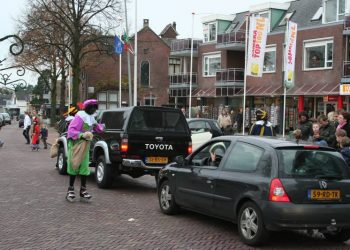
[237, 202, 269, 246]
[324, 229, 350, 242]
[158, 180, 179, 215]
[95, 155, 113, 189]
[57, 147, 67, 175]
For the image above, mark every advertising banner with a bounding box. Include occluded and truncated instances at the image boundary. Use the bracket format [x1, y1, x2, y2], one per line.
[284, 21, 297, 89]
[247, 16, 268, 77]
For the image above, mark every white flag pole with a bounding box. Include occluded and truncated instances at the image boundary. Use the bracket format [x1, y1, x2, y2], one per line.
[242, 15, 249, 135]
[133, 0, 138, 106]
[119, 53, 122, 108]
[282, 20, 289, 139]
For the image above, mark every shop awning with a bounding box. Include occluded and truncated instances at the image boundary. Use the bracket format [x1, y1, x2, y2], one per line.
[192, 88, 216, 97]
[286, 83, 339, 96]
[246, 84, 283, 96]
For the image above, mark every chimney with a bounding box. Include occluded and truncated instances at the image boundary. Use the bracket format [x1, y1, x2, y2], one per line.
[143, 19, 149, 27]
[172, 21, 176, 30]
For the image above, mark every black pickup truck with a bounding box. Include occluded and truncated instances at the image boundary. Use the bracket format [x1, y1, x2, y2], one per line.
[56, 106, 192, 188]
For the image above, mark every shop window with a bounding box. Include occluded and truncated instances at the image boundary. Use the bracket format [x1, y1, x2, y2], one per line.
[141, 61, 150, 87]
[203, 22, 217, 42]
[323, 0, 345, 23]
[304, 39, 333, 70]
[263, 46, 276, 73]
[203, 54, 221, 77]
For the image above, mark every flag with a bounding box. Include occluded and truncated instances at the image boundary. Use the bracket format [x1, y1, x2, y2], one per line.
[114, 35, 123, 55]
[284, 21, 297, 89]
[246, 16, 269, 77]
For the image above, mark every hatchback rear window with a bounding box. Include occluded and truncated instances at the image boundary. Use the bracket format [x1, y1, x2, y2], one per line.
[277, 149, 349, 179]
[129, 109, 187, 133]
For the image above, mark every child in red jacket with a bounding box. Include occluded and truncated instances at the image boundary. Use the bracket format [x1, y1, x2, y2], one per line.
[31, 117, 40, 151]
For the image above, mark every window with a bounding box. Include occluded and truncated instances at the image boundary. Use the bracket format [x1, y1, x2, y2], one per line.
[279, 12, 295, 26]
[191, 141, 231, 167]
[311, 7, 323, 21]
[324, 0, 346, 23]
[141, 61, 150, 87]
[144, 96, 155, 106]
[203, 22, 217, 42]
[169, 58, 181, 74]
[102, 111, 125, 130]
[98, 92, 107, 102]
[223, 142, 264, 172]
[304, 39, 333, 70]
[263, 46, 276, 73]
[203, 54, 221, 77]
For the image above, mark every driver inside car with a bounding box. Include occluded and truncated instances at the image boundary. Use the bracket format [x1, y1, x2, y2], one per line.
[209, 142, 226, 167]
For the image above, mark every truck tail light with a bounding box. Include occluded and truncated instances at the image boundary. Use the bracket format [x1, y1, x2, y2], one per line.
[269, 178, 290, 202]
[187, 142, 192, 155]
[121, 138, 128, 153]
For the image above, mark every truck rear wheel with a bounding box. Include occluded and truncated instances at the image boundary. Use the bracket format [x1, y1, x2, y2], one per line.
[95, 155, 113, 189]
[57, 147, 67, 175]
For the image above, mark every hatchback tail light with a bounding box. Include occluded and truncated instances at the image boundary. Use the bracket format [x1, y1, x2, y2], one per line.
[121, 138, 128, 153]
[187, 142, 192, 155]
[269, 178, 290, 202]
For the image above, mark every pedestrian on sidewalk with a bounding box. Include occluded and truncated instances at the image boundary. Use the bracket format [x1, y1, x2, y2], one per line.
[23, 111, 31, 144]
[339, 136, 350, 167]
[249, 109, 274, 136]
[218, 108, 232, 135]
[66, 99, 104, 202]
[40, 123, 48, 149]
[31, 117, 40, 151]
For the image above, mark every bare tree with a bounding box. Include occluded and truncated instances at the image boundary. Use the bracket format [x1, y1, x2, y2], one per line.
[33, 0, 123, 105]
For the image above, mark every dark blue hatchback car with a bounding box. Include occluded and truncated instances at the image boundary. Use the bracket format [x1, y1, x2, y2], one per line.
[157, 136, 350, 246]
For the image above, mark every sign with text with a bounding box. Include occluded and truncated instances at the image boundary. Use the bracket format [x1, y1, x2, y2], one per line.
[340, 84, 350, 95]
[247, 16, 268, 77]
[284, 21, 297, 89]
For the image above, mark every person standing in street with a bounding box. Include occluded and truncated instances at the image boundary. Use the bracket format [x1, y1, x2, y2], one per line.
[181, 107, 187, 118]
[31, 117, 40, 151]
[249, 109, 274, 136]
[23, 111, 32, 144]
[40, 123, 48, 149]
[297, 111, 312, 141]
[66, 99, 104, 202]
[235, 107, 243, 133]
[218, 108, 232, 135]
[317, 114, 336, 148]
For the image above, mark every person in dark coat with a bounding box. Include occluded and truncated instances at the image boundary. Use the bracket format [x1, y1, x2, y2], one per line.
[249, 109, 274, 136]
[336, 111, 350, 137]
[339, 136, 350, 167]
[317, 114, 336, 148]
[297, 111, 312, 141]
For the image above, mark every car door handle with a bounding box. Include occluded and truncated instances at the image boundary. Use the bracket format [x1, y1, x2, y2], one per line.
[206, 179, 212, 184]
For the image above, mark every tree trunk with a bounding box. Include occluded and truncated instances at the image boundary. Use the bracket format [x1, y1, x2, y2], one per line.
[50, 77, 57, 126]
[72, 55, 81, 106]
[60, 66, 67, 117]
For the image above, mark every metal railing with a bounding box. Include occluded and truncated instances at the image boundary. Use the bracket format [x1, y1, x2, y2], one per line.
[216, 68, 244, 83]
[169, 73, 197, 86]
[344, 61, 350, 78]
[217, 30, 246, 45]
[170, 39, 202, 52]
[345, 15, 350, 30]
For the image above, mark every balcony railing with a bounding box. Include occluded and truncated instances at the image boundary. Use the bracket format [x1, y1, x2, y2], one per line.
[344, 61, 350, 78]
[216, 68, 244, 85]
[217, 30, 245, 45]
[345, 15, 350, 30]
[170, 39, 202, 52]
[169, 73, 197, 87]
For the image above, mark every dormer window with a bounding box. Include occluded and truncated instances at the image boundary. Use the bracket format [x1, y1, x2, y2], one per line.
[323, 0, 346, 23]
[203, 22, 217, 42]
[279, 12, 295, 26]
[311, 7, 323, 21]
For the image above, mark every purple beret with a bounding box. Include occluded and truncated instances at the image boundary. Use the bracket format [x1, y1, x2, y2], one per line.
[83, 99, 98, 108]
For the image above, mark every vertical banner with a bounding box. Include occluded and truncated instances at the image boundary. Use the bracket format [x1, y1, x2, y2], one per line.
[246, 16, 268, 77]
[284, 21, 297, 89]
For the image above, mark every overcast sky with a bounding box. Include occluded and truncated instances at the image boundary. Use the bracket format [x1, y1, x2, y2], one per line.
[0, 0, 287, 86]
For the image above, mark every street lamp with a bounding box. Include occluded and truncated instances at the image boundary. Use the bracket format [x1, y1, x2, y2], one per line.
[189, 12, 195, 118]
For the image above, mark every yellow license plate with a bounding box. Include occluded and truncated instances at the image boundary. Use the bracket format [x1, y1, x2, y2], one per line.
[146, 157, 168, 164]
[309, 189, 340, 200]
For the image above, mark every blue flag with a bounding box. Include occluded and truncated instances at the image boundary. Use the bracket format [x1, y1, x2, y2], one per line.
[114, 35, 123, 55]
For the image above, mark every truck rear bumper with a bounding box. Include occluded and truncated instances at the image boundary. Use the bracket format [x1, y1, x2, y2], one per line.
[122, 159, 163, 170]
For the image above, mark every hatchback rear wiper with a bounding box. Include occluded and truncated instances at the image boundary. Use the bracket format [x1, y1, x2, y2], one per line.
[314, 174, 343, 180]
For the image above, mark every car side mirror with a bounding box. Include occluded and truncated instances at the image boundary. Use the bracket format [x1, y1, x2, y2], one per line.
[175, 155, 185, 166]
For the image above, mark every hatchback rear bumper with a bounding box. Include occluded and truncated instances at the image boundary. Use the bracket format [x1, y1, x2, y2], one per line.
[262, 202, 350, 231]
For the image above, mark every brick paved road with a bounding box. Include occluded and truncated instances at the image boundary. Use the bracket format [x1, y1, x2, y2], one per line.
[0, 122, 350, 249]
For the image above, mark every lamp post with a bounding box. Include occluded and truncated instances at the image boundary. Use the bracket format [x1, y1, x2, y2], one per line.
[133, 0, 138, 106]
[189, 12, 195, 118]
